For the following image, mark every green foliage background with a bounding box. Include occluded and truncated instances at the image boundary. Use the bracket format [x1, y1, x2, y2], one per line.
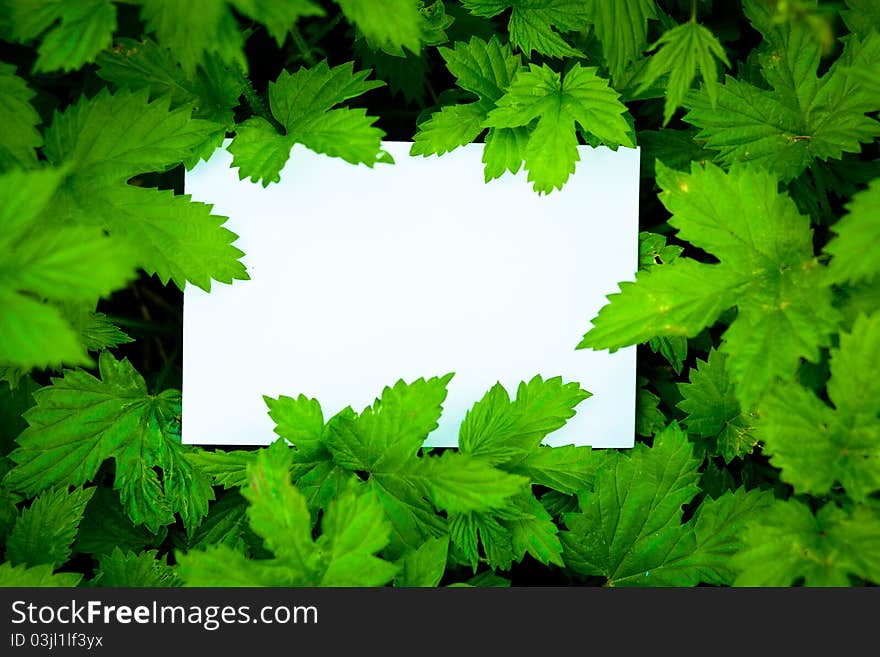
[0, 0, 878, 587]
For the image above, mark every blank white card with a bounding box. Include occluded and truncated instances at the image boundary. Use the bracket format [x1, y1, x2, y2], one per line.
[183, 142, 639, 448]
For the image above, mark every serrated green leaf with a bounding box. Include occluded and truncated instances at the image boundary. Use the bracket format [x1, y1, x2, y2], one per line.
[394, 536, 449, 587]
[2, 0, 117, 73]
[416, 451, 528, 514]
[96, 37, 244, 129]
[184, 491, 252, 553]
[734, 500, 880, 586]
[6, 486, 95, 568]
[411, 36, 524, 182]
[826, 178, 880, 284]
[508, 493, 564, 567]
[242, 441, 319, 575]
[231, 0, 325, 46]
[461, 0, 590, 58]
[581, 162, 840, 409]
[677, 349, 756, 462]
[229, 61, 388, 186]
[459, 376, 590, 464]
[508, 444, 596, 494]
[337, 0, 423, 55]
[757, 312, 880, 500]
[5, 352, 214, 534]
[484, 63, 633, 193]
[561, 423, 701, 586]
[684, 28, 880, 181]
[325, 374, 452, 473]
[841, 0, 880, 38]
[137, 0, 246, 76]
[184, 449, 256, 489]
[0, 561, 81, 587]
[0, 62, 42, 170]
[638, 19, 729, 126]
[91, 548, 180, 587]
[586, 0, 657, 79]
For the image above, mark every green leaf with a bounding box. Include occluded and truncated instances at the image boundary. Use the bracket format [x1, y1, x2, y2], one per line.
[242, 441, 319, 574]
[5, 486, 95, 568]
[325, 374, 453, 473]
[841, 0, 880, 38]
[756, 312, 880, 500]
[586, 0, 658, 79]
[91, 548, 180, 587]
[638, 19, 729, 126]
[508, 444, 596, 495]
[677, 349, 757, 462]
[336, 0, 423, 56]
[411, 36, 524, 182]
[41, 87, 245, 292]
[184, 449, 256, 489]
[180, 442, 397, 587]
[185, 492, 253, 553]
[0, 561, 81, 587]
[137, 0, 246, 76]
[560, 423, 701, 586]
[459, 375, 590, 464]
[96, 37, 244, 129]
[229, 61, 388, 186]
[0, 63, 42, 170]
[484, 63, 633, 193]
[826, 178, 880, 284]
[734, 500, 880, 586]
[684, 27, 880, 181]
[508, 493, 564, 567]
[461, 0, 590, 58]
[416, 451, 528, 514]
[0, 168, 137, 369]
[231, 0, 325, 46]
[2, 0, 117, 73]
[581, 162, 840, 409]
[5, 352, 214, 534]
[394, 536, 449, 587]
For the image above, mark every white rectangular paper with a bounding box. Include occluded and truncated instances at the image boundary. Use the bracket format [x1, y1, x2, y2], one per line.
[183, 141, 639, 448]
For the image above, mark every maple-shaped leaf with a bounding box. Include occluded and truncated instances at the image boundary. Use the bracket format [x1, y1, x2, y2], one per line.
[0, 63, 42, 171]
[1, 0, 117, 72]
[90, 548, 180, 587]
[229, 60, 388, 186]
[756, 312, 880, 501]
[684, 12, 880, 181]
[483, 63, 633, 193]
[5, 486, 94, 568]
[677, 349, 757, 462]
[734, 499, 880, 586]
[580, 161, 840, 409]
[336, 0, 423, 56]
[177, 441, 398, 586]
[461, 0, 590, 58]
[0, 561, 81, 587]
[411, 36, 526, 181]
[586, 0, 658, 80]
[637, 19, 730, 126]
[42, 87, 246, 292]
[826, 178, 880, 284]
[0, 168, 137, 370]
[4, 352, 214, 534]
[137, 0, 246, 76]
